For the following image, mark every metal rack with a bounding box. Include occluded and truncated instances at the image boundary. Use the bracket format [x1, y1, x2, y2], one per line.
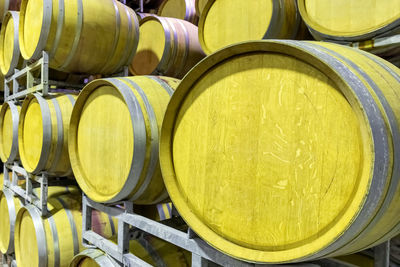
[81, 195, 386, 267]
[4, 51, 84, 101]
[1, 254, 16, 267]
[2, 163, 77, 216]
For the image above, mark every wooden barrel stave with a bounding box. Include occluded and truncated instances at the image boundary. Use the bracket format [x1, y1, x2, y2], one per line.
[130, 16, 205, 78]
[18, 0, 139, 75]
[18, 93, 77, 176]
[14, 192, 115, 267]
[0, 101, 20, 163]
[158, 0, 198, 25]
[0, 11, 24, 76]
[159, 40, 400, 263]
[69, 76, 178, 204]
[297, 0, 400, 41]
[198, 0, 307, 55]
[0, 188, 23, 254]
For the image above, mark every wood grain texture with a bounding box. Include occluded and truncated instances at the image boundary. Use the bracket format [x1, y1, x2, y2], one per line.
[0, 188, 22, 254]
[298, 0, 400, 41]
[198, 0, 306, 54]
[18, 93, 77, 176]
[14, 190, 116, 267]
[158, 0, 198, 24]
[69, 76, 179, 204]
[18, 0, 139, 74]
[130, 16, 205, 78]
[159, 40, 400, 263]
[0, 102, 20, 163]
[0, 0, 21, 23]
[0, 11, 24, 76]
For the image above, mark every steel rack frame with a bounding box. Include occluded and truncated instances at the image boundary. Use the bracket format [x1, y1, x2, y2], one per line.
[81, 195, 388, 267]
[1, 253, 16, 267]
[3, 162, 77, 217]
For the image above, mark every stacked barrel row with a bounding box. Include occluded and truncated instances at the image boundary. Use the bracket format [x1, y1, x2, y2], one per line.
[0, 0, 203, 266]
[0, 0, 399, 266]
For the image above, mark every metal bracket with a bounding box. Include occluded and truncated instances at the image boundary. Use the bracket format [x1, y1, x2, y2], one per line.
[3, 163, 77, 216]
[4, 51, 84, 102]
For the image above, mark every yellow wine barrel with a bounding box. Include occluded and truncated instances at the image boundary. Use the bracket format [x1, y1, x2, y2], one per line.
[0, 102, 20, 163]
[195, 0, 207, 16]
[0, 11, 24, 76]
[130, 16, 205, 78]
[160, 40, 400, 263]
[0, 0, 21, 23]
[157, 0, 198, 25]
[18, 93, 77, 176]
[0, 188, 22, 254]
[198, 0, 306, 55]
[14, 193, 116, 267]
[298, 0, 400, 42]
[18, 0, 139, 75]
[0, 186, 76, 255]
[69, 76, 179, 204]
[70, 235, 190, 267]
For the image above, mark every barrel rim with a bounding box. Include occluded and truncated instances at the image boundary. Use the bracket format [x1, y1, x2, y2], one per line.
[0, 188, 21, 254]
[130, 15, 171, 76]
[18, 0, 52, 60]
[0, 11, 20, 76]
[297, 0, 400, 41]
[68, 78, 147, 203]
[159, 40, 389, 263]
[0, 101, 19, 163]
[15, 204, 47, 267]
[70, 248, 118, 267]
[198, 0, 278, 55]
[18, 93, 52, 174]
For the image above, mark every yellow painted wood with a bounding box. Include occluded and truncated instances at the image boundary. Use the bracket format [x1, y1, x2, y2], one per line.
[130, 16, 205, 78]
[158, 0, 198, 24]
[159, 40, 400, 263]
[19, 0, 139, 74]
[199, 0, 305, 54]
[15, 191, 115, 267]
[0, 0, 21, 22]
[195, 0, 207, 16]
[69, 76, 179, 204]
[18, 93, 77, 176]
[0, 102, 20, 163]
[298, 0, 400, 41]
[0, 188, 22, 254]
[70, 236, 190, 267]
[0, 186, 75, 255]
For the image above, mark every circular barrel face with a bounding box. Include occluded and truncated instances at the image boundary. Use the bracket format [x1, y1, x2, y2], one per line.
[1, 14, 16, 75]
[160, 41, 382, 262]
[19, 97, 43, 171]
[1, 105, 14, 161]
[0, 192, 11, 253]
[159, 0, 187, 20]
[20, 0, 43, 59]
[78, 257, 100, 267]
[200, 0, 273, 53]
[298, 0, 400, 39]
[75, 85, 134, 202]
[131, 19, 166, 75]
[15, 209, 39, 267]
